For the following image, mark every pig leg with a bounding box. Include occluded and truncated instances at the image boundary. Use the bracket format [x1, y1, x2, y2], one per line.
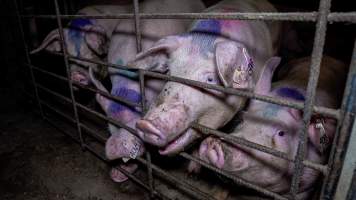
[211, 184, 229, 200]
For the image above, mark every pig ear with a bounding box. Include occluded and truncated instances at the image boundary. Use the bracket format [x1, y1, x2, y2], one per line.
[89, 67, 110, 114]
[215, 41, 251, 89]
[30, 29, 62, 54]
[288, 108, 336, 153]
[254, 57, 281, 95]
[84, 25, 108, 56]
[127, 36, 182, 73]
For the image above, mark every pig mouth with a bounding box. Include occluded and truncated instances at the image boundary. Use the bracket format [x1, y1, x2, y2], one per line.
[199, 137, 248, 171]
[136, 120, 167, 147]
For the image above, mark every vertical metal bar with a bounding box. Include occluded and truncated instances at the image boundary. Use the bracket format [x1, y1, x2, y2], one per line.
[133, 0, 142, 52]
[289, 0, 332, 198]
[53, 0, 85, 149]
[320, 39, 356, 199]
[14, 0, 45, 118]
[334, 118, 356, 200]
[133, 0, 154, 197]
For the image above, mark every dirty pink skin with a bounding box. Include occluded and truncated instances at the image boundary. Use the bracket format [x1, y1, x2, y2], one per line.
[192, 57, 347, 199]
[90, 0, 205, 182]
[129, 0, 281, 155]
[30, 5, 132, 86]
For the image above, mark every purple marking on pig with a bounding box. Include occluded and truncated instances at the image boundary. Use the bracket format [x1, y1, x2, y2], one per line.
[109, 86, 141, 114]
[276, 87, 305, 101]
[190, 19, 221, 35]
[69, 18, 94, 28]
[68, 18, 95, 56]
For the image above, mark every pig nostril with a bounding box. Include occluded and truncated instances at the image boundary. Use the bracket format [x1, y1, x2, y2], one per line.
[136, 120, 165, 140]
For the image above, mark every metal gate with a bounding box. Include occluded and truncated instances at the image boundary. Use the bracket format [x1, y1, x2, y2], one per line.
[12, 0, 356, 199]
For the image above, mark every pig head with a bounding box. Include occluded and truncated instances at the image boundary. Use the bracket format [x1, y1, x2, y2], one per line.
[31, 18, 109, 86]
[194, 57, 343, 199]
[129, 34, 281, 155]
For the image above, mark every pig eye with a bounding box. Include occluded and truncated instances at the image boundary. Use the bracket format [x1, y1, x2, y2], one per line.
[277, 131, 285, 137]
[205, 73, 218, 84]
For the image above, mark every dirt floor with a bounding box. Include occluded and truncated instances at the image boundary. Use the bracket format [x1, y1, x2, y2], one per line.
[0, 89, 154, 200]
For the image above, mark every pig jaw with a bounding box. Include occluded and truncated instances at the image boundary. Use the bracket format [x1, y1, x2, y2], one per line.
[136, 102, 191, 147]
[105, 125, 145, 160]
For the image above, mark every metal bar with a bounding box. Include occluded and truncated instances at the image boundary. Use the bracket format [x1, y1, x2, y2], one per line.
[334, 118, 356, 200]
[14, 0, 45, 118]
[29, 54, 339, 119]
[136, 157, 215, 200]
[180, 152, 288, 200]
[53, 0, 84, 149]
[86, 145, 172, 200]
[289, 0, 332, 198]
[35, 83, 139, 138]
[191, 123, 328, 174]
[18, 12, 356, 23]
[29, 63, 140, 108]
[43, 116, 171, 200]
[36, 80, 327, 173]
[42, 100, 212, 200]
[320, 39, 356, 199]
[143, 71, 339, 119]
[132, 0, 154, 197]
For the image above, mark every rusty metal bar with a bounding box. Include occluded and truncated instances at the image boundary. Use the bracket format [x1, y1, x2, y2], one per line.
[14, 0, 45, 118]
[19, 12, 356, 23]
[53, 0, 84, 149]
[320, 39, 356, 199]
[180, 152, 288, 200]
[289, 0, 332, 198]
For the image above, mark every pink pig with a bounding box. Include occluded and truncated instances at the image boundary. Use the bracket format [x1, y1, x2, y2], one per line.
[129, 0, 282, 155]
[191, 56, 347, 199]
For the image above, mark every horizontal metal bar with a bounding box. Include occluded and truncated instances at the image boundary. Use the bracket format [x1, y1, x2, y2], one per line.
[191, 123, 328, 174]
[29, 63, 141, 108]
[43, 102, 215, 200]
[35, 82, 141, 137]
[136, 157, 215, 200]
[43, 116, 170, 200]
[38, 93, 109, 143]
[19, 12, 356, 23]
[180, 152, 288, 200]
[36, 80, 327, 173]
[143, 70, 340, 119]
[32, 52, 339, 119]
[84, 145, 172, 200]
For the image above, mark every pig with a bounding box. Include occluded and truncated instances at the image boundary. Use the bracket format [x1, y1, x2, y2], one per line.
[30, 4, 132, 86]
[192, 56, 347, 199]
[129, 0, 282, 156]
[89, 0, 205, 182]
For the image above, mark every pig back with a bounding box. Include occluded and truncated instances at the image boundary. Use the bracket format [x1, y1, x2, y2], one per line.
[275, 56, 347, 108]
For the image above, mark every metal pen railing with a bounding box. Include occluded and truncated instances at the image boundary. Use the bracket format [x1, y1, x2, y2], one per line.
[13, 0, 356, 199]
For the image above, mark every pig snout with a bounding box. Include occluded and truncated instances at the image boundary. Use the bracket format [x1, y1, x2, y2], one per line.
[199, 137, 225, 169]
[71, 71, 90, 86]
[136, 103, 190, 147]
